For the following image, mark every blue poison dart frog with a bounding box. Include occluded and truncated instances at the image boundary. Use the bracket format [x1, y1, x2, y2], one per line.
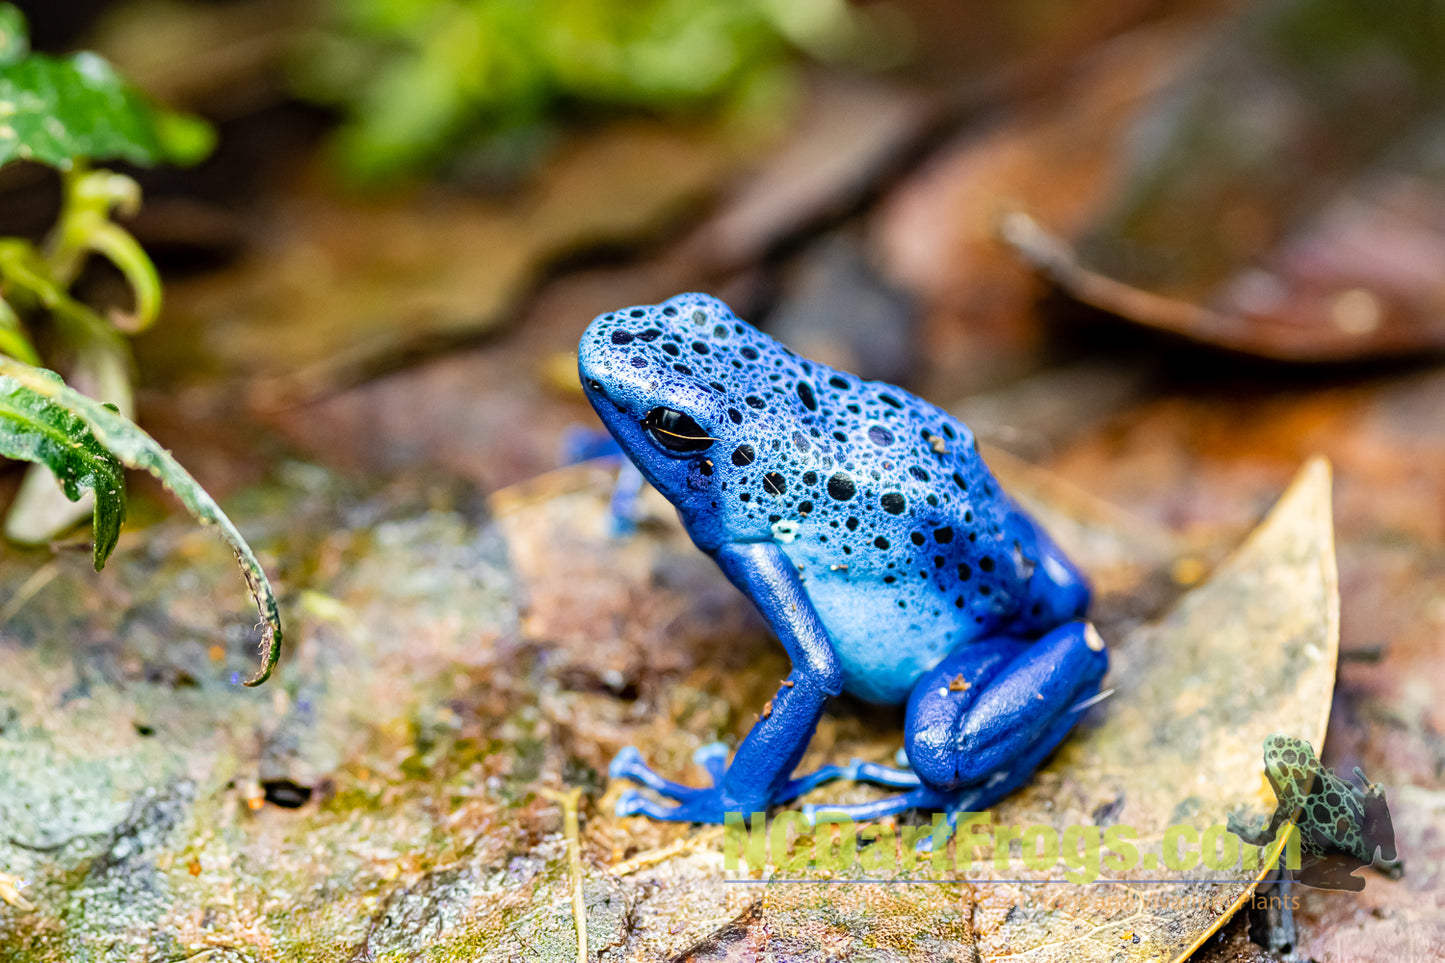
[578, 293, 1108, 829]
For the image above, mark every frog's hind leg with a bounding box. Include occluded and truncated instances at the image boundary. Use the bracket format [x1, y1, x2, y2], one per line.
[803, 623, 1107, 835]
[903, 621, 1106, 795]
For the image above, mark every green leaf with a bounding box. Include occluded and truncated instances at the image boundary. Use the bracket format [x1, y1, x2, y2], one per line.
[0, 362, 124, 567]
[293, 0, 842, 184]
[0, 357, 284, 686]
[0, 4, 26, 67]
[153, 109, 217, 167]
[0, 294, 40, 364]
[0, 4, 214, 170]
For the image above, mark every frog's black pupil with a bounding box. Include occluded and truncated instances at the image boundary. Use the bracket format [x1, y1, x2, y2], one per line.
[642, 407, 713, 454]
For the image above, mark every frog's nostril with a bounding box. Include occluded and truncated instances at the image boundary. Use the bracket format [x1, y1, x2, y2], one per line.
[586, 379, 605, 394]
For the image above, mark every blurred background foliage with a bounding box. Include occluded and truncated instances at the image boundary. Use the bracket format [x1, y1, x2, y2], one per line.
[291, 0, 906, 185]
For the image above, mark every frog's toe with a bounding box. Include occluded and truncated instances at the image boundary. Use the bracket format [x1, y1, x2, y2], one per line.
[1226, 812, 1266, 843]
[608, 746, 645, 780]
[617, 790, 684, 821]
[913, 821, 958, 854]
[692, 742, 730, 784]
[777, 763, 852, 803]
[778, 757, 921, 803]
[609, 746, 709, 801]
[800, 800, 864, 826]
[802, 790, 932, 825]
[617, 788, 732, 823]
[851, 760, 923, 789]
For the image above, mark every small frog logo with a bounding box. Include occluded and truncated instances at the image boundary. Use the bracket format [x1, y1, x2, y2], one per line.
[1230, 733, 1403, 891]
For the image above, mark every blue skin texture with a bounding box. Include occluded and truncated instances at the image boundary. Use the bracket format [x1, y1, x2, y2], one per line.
[578, 293, 1108, 828]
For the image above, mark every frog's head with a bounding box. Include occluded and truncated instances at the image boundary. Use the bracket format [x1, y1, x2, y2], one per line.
[578, 293, 787, 549]
[1261, 733, 1320, 799]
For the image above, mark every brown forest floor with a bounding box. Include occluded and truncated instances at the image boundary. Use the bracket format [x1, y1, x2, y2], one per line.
[2, 1, 1444, 960]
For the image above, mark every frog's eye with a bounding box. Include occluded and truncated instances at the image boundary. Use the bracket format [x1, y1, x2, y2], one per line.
[643, 407, 715, 454]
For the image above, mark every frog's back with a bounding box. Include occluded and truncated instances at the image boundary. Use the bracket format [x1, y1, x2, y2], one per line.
[752, 367, 1071, 702]
[1263, 735, 1385, 865]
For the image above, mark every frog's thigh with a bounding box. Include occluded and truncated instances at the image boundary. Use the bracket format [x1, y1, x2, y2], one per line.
[904, 621, 1107, 793]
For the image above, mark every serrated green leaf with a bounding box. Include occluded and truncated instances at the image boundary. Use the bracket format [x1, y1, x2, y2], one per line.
[0, 5, 214, 170]
[0, 357, 284, 686]
[0, 362, 123, 567]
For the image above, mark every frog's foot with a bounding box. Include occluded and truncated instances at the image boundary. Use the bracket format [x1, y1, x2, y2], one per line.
[556, 428, 644, 535]
[802, 787, 989, 852]
[782, 757, 922, 805]
[849, 760, 924, 789]
[605, 461, 646, 536]
[776, 763, 855, 802]
[802, 780, 995, 843]
[611, 744, 739, 823]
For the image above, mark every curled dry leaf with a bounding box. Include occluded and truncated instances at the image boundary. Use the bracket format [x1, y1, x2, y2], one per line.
[1018, 0, 1445, 361]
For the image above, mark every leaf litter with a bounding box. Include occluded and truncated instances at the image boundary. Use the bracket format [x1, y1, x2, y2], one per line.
[0, 444, 1337, 958]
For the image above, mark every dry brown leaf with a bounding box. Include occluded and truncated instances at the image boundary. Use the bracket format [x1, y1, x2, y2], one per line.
[655, 458, 1337, 961]
[1014, 0, 1445, 362]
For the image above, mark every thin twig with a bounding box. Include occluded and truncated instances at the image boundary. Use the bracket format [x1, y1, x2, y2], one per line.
[541, 786, 588, 963]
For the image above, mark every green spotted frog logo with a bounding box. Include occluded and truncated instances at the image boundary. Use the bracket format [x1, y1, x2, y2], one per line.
[1230, 733, 1403, 891]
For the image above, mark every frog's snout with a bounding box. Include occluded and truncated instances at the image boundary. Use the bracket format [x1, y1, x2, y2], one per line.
[577, 343, 628, 413]
[576, 341, 607, 394]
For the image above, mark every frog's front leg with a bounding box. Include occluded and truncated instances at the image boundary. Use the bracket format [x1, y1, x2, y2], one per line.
[611, 540, 843, 823]
[1227, 809, 1285, 848]
[803, 622, 1107, 831]
[1229, 774, 1299, 848]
